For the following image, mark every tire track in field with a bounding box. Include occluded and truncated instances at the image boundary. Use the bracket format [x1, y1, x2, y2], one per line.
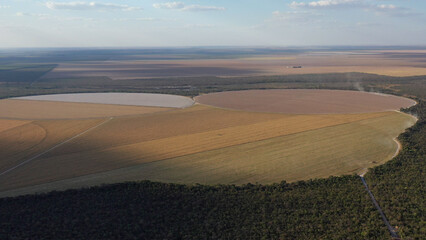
[0, 117, 113, 177]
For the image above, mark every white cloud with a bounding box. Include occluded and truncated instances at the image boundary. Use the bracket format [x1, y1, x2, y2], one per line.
[182, 5, 225, 12]
[290, 0, 362, 9]
[270, 10, 323, 24]
[0, 5, 11, 9]
[113, 17, 173, 22]
[16, 12, 50, 18]
[153, 2, 185, 9]
[185, 24, 216, 28]
[16, 12, 94, 21]
[373, 4, 418, 17]
[153, 2, 225, 11]
[45, 2, 141, 11]
[290, 0, 421, 18]
[377, 4, 396, 10]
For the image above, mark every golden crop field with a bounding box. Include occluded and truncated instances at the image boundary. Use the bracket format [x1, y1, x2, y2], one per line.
[137, 111, 416, 184]
[0, 104, 416, 194]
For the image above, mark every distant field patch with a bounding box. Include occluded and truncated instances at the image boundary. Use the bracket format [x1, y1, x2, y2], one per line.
[195, 89, 416, 114]
[0, 64, 56, 83]
[43, 61, 262, 80]
[41, 50, 426, 80]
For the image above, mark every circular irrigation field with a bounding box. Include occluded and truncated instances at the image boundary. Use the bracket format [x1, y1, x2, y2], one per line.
[13, 93, 194, 108]
[0, 93, 194, 120]
[195, 89, 416, 114]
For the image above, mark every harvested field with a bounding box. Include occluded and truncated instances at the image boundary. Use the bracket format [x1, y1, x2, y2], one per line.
[0, 104, 416, 194]
[35, 105, 288, 154]
[144, 112, 415, 184]
[195, 89, 416, 114]
[14, 93, 194, 108]
[0, 119, 104, 174]
[0, 99, 172, 120]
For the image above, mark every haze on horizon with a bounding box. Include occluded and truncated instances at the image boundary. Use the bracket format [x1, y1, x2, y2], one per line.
[1, 0, 426, 48]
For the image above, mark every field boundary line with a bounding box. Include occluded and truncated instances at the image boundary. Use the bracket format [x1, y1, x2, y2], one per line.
[0, 117, 113, 177]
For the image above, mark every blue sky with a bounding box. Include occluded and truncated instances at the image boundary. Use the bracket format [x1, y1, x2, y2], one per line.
[0, 0, 425, 47]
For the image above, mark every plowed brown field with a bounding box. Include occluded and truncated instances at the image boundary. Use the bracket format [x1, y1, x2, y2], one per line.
[195, 89, 416, 114]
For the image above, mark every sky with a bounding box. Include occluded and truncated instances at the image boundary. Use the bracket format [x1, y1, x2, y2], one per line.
[0, 0, 425, 48]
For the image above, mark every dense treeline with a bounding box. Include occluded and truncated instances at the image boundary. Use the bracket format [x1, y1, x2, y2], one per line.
[365, 100, 425, 239]
[0, 177, 387, 239]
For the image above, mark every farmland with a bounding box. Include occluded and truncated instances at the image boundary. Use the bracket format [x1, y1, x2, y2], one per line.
[0, 48, 425, 239]
[0, 119, 105, 174]
[2, 0, 426, 232]
[0, 100, 172, 119]
[1, 48, 425, 101]
[42, 49, 426, 80]
[0, 109, 415, 196]
[196, 89, 416, 114]
[0, 90, 416, 195]
[14, 92, 194, 108]
[0, 119, 30, 133]
[0, 93, 193, 120]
